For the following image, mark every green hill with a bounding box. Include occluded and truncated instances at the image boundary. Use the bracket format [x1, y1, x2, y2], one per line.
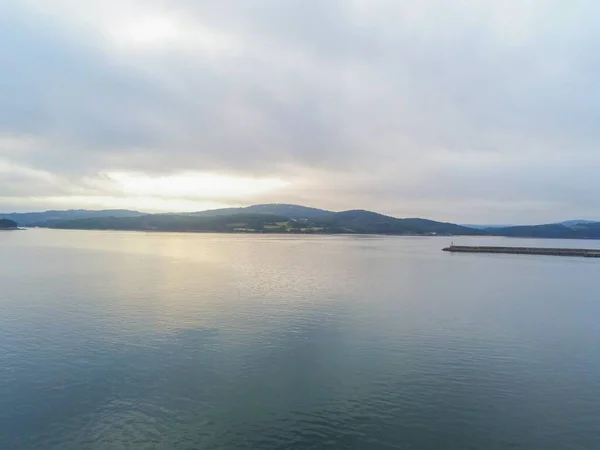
[47, 207, 480, 236]
[49, 213, 291, 233]
[312, 210, 480, 235]
[16, 203, 600, 239]
[0, 219, 18, 229]
[0, 209, 144, 227]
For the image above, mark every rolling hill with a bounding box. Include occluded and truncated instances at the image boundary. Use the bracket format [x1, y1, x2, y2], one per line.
[487, 222, 600, 239]
[7, 204, 600, 239]
[559, 219, 598, 228]
[48, 213, 292, 233]
[0, 209, 145, 227]
[310, 210, 479, 235]
[0, 219, 18, 229]
[189, 203, 332, 218]
[45, 207, 481, 236]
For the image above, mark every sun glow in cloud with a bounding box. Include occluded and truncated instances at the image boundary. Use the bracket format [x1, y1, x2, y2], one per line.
[109, 15, 179, 46]
[105, 13, 239, 56]
[37, 196, 234, 213]
[105, 171, 290, 202]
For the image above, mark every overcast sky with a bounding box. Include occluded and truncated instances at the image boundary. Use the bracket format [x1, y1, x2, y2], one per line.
[1, 0, 599, 223]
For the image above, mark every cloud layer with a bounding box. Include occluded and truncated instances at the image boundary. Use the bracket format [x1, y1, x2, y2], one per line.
[2, 0, 599, 223]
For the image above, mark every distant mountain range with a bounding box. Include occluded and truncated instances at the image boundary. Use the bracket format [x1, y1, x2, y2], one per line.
[463, 219, 598, 230]
[1, 204, 599, 239]
[481, 222, 600, 239]
[558, 219, 598, 228]
[461, 219, 598, 230]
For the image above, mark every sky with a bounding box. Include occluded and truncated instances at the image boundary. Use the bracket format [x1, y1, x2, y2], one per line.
[1, 0, 599, 224]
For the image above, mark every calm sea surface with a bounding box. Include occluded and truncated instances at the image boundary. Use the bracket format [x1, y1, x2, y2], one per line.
[1, 229, 600, 449]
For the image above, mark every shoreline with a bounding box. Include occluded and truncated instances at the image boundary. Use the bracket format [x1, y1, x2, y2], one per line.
[16, 228, 600, 241]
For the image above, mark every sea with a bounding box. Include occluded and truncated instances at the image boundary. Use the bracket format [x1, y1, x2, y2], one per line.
[1, 229, 600, 449]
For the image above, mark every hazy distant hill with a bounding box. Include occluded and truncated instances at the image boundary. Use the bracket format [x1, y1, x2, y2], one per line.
[189, 203, 332, 218]
[486, 222, 600, 239]
[0, 209, 145, 227]
[558, 219, 598, 228]
[0, 218, 18, 229]
[466, 220, 599, 230]
[465, 219, 599, 233]
[485, 223, 575, 239]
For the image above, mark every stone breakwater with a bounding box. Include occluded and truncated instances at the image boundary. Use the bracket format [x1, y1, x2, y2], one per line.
[442, 245, 600, 258]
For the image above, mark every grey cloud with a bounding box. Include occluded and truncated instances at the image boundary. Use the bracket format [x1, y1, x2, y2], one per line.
[1, 0, 600, 221]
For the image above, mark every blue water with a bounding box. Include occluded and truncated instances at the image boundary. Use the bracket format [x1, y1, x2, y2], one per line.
[1, 229, 600, 449]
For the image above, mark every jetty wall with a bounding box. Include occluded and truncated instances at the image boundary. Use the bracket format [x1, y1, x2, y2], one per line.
[442, 246, 600, 258]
